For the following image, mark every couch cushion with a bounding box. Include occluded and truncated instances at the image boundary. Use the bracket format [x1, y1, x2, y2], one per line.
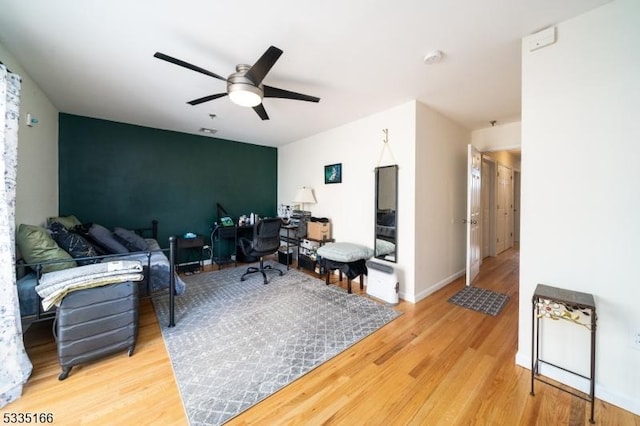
[17, 272, 39, 317]
[68, 223, 108, 256]
[17, 224, 77, 273]
[316, 242, 374, 263]
[88, 223, 129, 254]
[49, 222, 100, 265]
[114, 227, 149, 252]
[47, 215, 82, 230]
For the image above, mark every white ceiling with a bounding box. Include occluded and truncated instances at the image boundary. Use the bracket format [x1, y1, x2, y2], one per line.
[0, 0, 609, 147]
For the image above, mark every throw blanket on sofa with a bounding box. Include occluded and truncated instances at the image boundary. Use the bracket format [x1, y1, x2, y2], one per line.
[36, 260, 144, 311]
[113, 238, 186, 295]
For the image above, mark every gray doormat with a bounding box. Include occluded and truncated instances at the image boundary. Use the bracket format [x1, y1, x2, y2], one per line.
[153, 263, 401, 425]
[448, 285, 509, 316]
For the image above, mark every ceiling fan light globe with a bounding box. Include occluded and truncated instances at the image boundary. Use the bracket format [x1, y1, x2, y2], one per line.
[228, 83, 262, 107]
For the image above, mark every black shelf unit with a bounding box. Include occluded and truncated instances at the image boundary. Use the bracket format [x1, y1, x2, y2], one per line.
[297, 237, 334, 275]
[530, 283, 597, 424]
[210, 225, 237, 269]
[278, 224, 299, 271]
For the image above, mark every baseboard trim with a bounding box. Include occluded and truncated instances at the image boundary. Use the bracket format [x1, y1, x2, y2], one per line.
[412, 268, 465, 303]
[515, 351, 640, 416]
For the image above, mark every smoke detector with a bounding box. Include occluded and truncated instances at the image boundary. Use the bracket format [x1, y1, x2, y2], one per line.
[423, 50, 443, 65]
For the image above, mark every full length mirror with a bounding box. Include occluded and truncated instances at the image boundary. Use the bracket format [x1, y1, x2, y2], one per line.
[374, 165, 398, 262]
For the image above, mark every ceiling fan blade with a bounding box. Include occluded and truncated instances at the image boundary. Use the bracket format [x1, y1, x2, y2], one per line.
[263, 85, 320, 103]
[244, 46, 283, 86]
[253, 103, 270, 120]
[154, 52, 227, 81]
[187, 93, 227, 106]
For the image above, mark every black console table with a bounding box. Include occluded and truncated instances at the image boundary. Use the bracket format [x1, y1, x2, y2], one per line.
[530, 284, 597, 424]
[176, 235, 205, 273]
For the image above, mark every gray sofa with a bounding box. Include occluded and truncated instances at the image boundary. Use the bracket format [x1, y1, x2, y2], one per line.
[16, 219, 184, 329]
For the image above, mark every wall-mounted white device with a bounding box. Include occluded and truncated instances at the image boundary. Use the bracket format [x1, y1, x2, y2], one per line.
[527, 27, 556, 52]
[26, 113, 39, 127]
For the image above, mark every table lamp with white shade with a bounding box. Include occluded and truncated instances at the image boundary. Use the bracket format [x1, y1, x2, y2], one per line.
[293, 186, 317, 213]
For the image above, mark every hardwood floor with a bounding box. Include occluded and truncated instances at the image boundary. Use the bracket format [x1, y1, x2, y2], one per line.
[6, 249, 640, 425]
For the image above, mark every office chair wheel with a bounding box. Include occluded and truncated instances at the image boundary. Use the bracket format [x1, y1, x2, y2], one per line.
[241, 266, 259, 281]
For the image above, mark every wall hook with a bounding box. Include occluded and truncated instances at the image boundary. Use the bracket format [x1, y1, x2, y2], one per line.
[376, 128, 396, 167]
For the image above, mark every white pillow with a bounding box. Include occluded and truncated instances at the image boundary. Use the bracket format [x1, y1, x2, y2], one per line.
[375, 238, 395, 256]
[317, 242, 374, 262]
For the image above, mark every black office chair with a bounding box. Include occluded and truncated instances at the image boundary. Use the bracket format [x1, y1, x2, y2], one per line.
[238, 217, 284, 284]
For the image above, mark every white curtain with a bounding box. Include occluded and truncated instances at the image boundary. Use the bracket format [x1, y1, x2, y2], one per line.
[0, 63, 32, 407]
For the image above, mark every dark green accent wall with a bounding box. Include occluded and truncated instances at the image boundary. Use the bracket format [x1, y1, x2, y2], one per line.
[58, 113, 277, 246]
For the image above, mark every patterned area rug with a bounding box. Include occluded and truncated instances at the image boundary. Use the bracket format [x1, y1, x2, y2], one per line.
[448, 286, 509, 316]
[153, 263, 401, 425]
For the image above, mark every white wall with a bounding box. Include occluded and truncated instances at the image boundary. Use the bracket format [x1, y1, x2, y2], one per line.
[414, 102, 469, 300]
[278, 101, 416, 298]
[472, 121, 521, 152]
[279, 100, 469, 303]
[482, 150, 520, 171]
[0, 41, 59, 228]
[517, 0, 640, 414]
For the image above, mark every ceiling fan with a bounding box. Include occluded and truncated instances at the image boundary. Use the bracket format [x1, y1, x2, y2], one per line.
[153, 46, 320, 120]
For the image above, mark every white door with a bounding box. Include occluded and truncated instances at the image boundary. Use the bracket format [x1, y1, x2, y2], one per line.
[507, 180, 514, 248]
[495, 163, 511, 254]
[514, 171, 521, 244]
[481, 157, 493, 258]
[466, 145, 481, 286]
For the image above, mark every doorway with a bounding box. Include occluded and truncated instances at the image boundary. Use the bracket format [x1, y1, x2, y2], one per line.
[481, 156, 496, 259]
[495, 162, 514, 254]
[479, 150, 521, 259]
[485, 152, 519, 256]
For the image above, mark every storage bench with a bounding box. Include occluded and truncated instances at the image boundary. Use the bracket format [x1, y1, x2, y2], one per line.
[316, 242, 374, 293]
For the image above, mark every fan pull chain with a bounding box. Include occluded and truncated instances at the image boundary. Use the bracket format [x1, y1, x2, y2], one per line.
[376, 128, 397, 167]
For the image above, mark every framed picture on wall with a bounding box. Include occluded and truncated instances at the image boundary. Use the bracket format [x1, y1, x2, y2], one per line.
[324, 163, 342, 184]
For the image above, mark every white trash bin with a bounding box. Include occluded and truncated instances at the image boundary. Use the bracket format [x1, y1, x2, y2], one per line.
[366, 260, 399, 304]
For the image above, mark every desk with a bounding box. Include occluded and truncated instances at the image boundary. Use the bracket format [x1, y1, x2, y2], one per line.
[530, 284, 597, 424]
[210, 224, 259, 268]
[176, 236, 205, 273]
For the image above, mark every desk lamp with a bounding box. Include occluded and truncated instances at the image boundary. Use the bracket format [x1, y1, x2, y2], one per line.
[293, 187, 316, 213]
